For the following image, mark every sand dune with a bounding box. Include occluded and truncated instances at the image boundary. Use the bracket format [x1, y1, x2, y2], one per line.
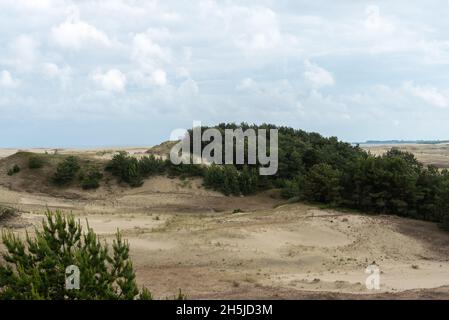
[2, 179, 449, 299]
[2, 147, 449, 299]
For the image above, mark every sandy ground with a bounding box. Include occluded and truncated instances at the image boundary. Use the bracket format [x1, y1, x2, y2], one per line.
[2, 146, 449, 299]
[362, 143, 449, 168]
[0, 147, 152, 161]
[2, 179, 449, 299]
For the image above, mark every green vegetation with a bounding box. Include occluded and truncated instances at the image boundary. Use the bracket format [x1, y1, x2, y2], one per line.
[106, 152, 148, 187]
[28, 155, 45, 169]
[53, 156, 80, 185]
[441, 215, 449, 231]
[9, 123, 449, 230]
[7, 164, 20, 176]
[302, 163, 341, 204]
[79, 166, 103, 190]
[165, 159, 205, 178]
[106, 152, 203, 188]
[0, 206, 17, 222]
[181, 123, 449, 230]
[51, 156, 104, 189]
[0, 210, 152, 300]
[105, 151, 258, 195]
[203, 164, 258, 195]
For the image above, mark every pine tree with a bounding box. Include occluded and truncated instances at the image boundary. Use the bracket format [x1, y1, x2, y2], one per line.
[53, 156, 80, 185]
[0, 210, 152, 300]
[302, 163, 341, 204]
[239, 166, 258, 195]
[223, 165, 240, 196]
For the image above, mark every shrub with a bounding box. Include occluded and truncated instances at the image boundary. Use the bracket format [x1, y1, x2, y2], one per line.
[0, 210, 152, 300]
[238, 166, 258, 195]
[203, 164, 242, 195]
[106, 153, 173, 188]
[203, 164, 225, 191]
[53, 156, 80, 185]
[138, 155, 165, 177]
[106, 152, 132, 178]
[166, 161, 205, 178]
[79, 166, 103, 190]
[28, 155, 45, 169]
[106, 152, 142, 187]
[0, 206, 17, 222]
[7, 164, 20, 176]
[223, 165, 241, 196]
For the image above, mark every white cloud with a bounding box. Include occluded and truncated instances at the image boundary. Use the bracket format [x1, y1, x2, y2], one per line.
[176, 67, 191, 79]
[178, 78, 199, 96]
[41, 62, 61, 78]
[6, 34, 40, 72]
[199, 2, 298, 55]
[151, 69, 167, 87]
[0, 70, 20, 88]
[41, 62, 72, 87]
[0, 0, 53, 12]
[304, 60, 335, 88]
[21, 0, 52, 11]
[364, 5, 395, 34]
[3, 1, 449, 144]
[144, 27, 173, 42]
[233, 7, 282, 51]
[92, 69, 126, 92]
[236, 78, 258, 92]
[132, 32, 171, 66]
[403, 81, 449, 108]
[51, 13, 112, 50]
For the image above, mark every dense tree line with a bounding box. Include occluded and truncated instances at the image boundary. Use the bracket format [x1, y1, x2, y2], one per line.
[181, 123, 449, 229]
[282, 147, 449, 227]
[269, 126, 449, 229]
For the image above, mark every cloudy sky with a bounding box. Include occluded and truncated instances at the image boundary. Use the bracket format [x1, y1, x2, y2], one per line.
[1, 0, 449, 147]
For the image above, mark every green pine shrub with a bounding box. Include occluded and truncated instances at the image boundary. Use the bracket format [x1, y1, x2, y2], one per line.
[79, 166, 103, 190]
[28, 155, 45, 169]
[0, 206, 17, 222]
[7, 164, 20, 176]
[53, 156, 80, 185]
[0, 210, 151, 300]
[302, 163, 341, 204]
[238, 166, 258, 195]
[106, 152, 143, 187]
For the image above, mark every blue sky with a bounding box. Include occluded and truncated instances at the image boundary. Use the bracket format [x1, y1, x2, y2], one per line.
[2, 0, 449, 147]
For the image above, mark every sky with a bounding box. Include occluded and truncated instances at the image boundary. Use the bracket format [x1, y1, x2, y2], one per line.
[2, 0, 449, 147]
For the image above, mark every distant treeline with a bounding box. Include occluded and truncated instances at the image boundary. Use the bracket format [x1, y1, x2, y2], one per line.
[359, 140, 449, 145]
